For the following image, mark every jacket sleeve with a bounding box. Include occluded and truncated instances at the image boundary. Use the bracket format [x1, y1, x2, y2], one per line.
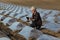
[35, 13, 40, 21]
[38, 13, 42, 25]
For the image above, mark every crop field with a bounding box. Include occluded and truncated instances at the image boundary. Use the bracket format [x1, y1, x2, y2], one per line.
[0, 0, 60, 10]
[0, 2, 60, 40]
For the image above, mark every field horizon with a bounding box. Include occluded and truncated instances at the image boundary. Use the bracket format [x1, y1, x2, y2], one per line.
[0, 0, 60, 11]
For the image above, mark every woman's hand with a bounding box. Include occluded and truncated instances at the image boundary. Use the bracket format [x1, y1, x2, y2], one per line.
[26, 17, 35, 21]
[31, 19, 35, 21]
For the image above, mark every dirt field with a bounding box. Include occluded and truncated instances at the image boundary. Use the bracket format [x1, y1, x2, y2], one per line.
[0, 0, 60, 10]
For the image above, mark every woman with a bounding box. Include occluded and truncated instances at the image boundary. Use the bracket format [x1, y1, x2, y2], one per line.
[27, 6, 42, 30]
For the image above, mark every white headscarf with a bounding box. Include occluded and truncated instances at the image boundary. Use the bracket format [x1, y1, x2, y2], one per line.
[30, 6, 36, 11]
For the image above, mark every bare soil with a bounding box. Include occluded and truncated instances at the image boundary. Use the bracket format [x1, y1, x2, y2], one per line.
[0, 31, 7, 38]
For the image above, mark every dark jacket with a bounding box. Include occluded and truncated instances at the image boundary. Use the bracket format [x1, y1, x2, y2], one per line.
[32, 12, 42, 26]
